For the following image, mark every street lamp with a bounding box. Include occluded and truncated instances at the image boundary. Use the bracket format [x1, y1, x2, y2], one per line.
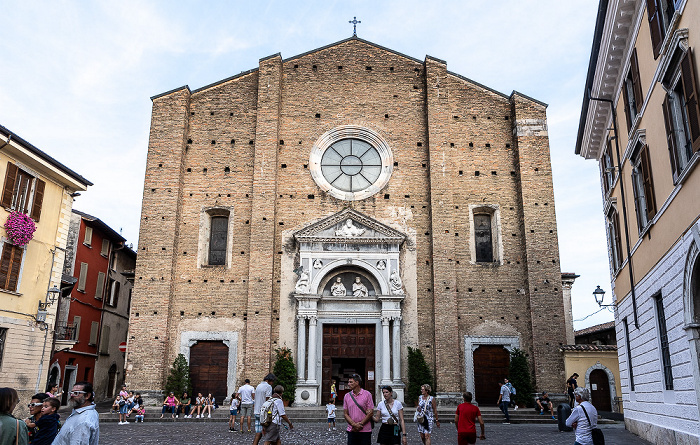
[36, 285, 61, 324]
[593, 285, 615, 307]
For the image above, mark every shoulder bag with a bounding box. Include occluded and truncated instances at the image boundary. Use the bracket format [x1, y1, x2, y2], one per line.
[580, 404, 605, 445]
[349, 391, 374, 429]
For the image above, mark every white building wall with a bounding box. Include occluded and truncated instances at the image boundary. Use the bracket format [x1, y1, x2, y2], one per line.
[616, 229, 700, 443]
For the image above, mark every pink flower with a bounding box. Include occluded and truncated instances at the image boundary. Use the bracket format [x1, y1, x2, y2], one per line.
[4, 211, 36, 247]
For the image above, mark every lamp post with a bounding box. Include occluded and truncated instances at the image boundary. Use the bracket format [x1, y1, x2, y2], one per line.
[593, 285, 615, 307]
[36, 285, 61, 324]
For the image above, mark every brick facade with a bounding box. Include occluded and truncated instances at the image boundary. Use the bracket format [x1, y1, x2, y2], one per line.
[127, 37, 567, 402]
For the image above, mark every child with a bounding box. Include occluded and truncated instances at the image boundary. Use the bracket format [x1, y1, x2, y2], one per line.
[330, 379, 337, 404]
[228, 392, 239, 431]
[326, 399, 336, 431]
[134, 405, 145, 423]
[111, 395, 121, 414]
[126, 391, 136, 416]
[32, 398, 61, 445]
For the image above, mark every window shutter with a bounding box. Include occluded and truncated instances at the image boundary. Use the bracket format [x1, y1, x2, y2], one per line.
[662, 94, 681, 181]
[622, 79, 633, 131]
[613, 211, 623, 269]
[95, 271, 105, 299]
[640, 144, 657, 220]
[101, 239, 109, 257]
[72, 316, 81, 341]
[631, 48, 644, 115]
[89, 321, 99, 345]
[83, 226, 93, 246]
[110, 280, 120, 307]
[99, 325, 110, 354]
[1, 163, 18, 209]
[30, 179, 45, 222]
[0, 243, 22, 292]
[680, 49, 700, 152]
[78, 262, 88, 291]
[646, 0, 664, 58]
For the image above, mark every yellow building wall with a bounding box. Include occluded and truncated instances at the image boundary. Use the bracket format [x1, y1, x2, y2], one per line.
[607, 1, 700, 303]
[563, 350, 622, 413]
[0, 150, 78, 403]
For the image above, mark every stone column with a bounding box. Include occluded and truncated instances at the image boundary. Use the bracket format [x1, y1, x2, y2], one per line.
[392, 318, 401, 381]
[307, 317, 318, 383]
[297, 316, 306, 381]
[382, 317, 391, 384]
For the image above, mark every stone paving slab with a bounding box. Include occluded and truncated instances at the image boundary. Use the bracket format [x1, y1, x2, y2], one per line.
[99, 420, 652, 444]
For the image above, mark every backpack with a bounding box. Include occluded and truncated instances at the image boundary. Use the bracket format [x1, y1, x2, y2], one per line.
[259, 399, 276, 428]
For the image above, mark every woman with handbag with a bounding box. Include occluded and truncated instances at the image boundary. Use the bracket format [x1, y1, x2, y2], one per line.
[0, 387, 28, 445]
[415, 384, 440, 445]
[373, 386, 407, 445]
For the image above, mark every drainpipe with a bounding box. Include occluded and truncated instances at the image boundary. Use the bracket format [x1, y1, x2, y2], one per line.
[587, 90, 639, 328]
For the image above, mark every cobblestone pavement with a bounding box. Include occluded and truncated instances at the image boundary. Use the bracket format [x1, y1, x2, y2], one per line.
[100, 421, 651, 444]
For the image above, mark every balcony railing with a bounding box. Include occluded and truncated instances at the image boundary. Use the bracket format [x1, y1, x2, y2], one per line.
[54, 324, 77, 342]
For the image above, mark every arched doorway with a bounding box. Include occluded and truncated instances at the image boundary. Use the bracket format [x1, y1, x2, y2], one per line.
[107, 364, 117, 398]
[590, 369, 612, 411]
[48, 366, 59, 389]
[189, 341, 229, 403]
[473, 345, 510, 405]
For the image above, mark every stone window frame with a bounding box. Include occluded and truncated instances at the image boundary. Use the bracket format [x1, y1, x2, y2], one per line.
[197, 206, 234, 268]
[468, 204, 502, 266]
[309, 125, 394, 201]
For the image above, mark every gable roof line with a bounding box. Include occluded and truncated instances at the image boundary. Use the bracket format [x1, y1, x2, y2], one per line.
[281, 35, 423, 65]
[447, 70, 510, 100]
[191, 68, 259, 94]
[150, 85, 191, 101]
[510, 90, 549, 108]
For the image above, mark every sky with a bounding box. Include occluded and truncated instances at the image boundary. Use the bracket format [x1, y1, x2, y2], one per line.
[0, 1, 614, 329]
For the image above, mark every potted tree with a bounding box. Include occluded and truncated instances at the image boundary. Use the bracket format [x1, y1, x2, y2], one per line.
[272, 347, 297, 406]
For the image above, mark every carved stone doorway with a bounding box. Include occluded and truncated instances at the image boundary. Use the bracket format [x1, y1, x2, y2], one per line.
[473, 345, 510, 405]
[322, 324, 376, 405]
[590, 369, 612, 411]
[190, 341, 229, 403]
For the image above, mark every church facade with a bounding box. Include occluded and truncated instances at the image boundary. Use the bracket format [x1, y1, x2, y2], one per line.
[126, 37, 569, 406]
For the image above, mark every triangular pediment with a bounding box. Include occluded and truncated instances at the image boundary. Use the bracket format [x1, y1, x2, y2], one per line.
[294, 208, 405, 243]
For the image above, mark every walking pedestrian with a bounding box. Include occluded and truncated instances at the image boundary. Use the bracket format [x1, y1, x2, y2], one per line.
[52, 381, 100, 445]
[0, 387, 28, 445]
[237, 378, 255, 433]
[454, 392, 485, 444]
[228, 392, 239, 431]
[415, 384, 439, 445]
[497, 380, 510, 424]
[261, 385, 293, 445]
[343, 374, 374, 445]
[326, 399, 337, 431]
[253, 373, 276, 445]
[503, 378, 517, 410]
[565, 387, 599, 445]
[567, 373, 579, 407]
[373, 385, 407, 445]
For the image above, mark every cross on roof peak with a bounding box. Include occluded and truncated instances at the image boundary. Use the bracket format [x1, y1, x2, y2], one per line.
[349, 16, 361, 37]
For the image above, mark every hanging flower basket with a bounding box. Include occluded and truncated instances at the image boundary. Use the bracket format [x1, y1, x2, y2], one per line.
[4, 211, 36, 247]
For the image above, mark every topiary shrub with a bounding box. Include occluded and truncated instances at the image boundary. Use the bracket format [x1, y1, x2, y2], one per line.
[406, 346, 434, 406]
[272, 347, 297, 404]
[165, 353, 192, 398]
[509, 348, 535, 407]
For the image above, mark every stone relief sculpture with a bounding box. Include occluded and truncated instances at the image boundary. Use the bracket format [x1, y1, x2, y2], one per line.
[390, 269, 404, 295]
[376, 260, 386, 270]
[352, 276, 368, 298]
[335, 219, 365, 237]
[295, 269, 310, 294]
[313, 259, 323, 269]
[330, 277, 347, 296]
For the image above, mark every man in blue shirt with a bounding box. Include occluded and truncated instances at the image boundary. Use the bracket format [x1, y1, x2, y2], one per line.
[52, 382, 99, 445]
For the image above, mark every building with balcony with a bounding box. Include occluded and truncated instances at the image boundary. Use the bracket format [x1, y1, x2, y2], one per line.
[50, 210, 135, 403]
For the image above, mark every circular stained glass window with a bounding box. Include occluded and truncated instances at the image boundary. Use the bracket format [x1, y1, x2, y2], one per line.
[320, 139, 382, 193]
